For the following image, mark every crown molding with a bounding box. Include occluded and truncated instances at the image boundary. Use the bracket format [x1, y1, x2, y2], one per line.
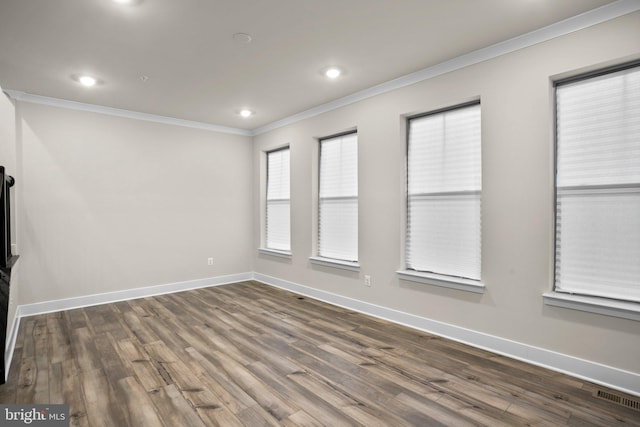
[252, 0, 640, 135]
[3, 90, 253, 137]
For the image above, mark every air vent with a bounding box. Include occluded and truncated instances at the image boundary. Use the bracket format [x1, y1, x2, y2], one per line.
[595, 390, 640, 411]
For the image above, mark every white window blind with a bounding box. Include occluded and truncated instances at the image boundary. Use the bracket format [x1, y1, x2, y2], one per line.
[266, 148, 290, 251]
[407, 103, 481, 280]
[555, 65, 640, 302]
[319, 133, 358, 261]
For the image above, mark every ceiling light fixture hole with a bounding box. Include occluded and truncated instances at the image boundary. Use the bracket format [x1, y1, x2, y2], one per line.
[233, 33, 253, 44]
[111, 0, 143, 6]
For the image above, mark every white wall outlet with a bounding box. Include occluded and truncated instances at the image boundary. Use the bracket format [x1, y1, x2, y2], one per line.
[364, 275, 371, 287]
[207, 257, 214, 265]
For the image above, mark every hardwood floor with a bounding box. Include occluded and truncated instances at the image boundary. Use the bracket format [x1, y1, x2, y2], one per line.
[1, 281, 638, 426]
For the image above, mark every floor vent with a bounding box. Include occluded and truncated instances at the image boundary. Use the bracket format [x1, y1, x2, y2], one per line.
[595, 390, 640, 411]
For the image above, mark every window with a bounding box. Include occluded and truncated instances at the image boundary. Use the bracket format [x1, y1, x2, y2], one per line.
[554, 64, 640, 303]
[265, 148, 290, 252]
[318, 132, 358, 262]
[406, 102, 482, 281]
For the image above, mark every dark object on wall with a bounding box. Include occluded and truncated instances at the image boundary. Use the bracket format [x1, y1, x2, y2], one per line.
[0, 270, 8, 384]
[1, 166, 15, 268]
[0, 165, 17, 385]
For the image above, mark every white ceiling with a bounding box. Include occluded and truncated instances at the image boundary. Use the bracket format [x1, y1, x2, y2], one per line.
[0, 0, 625, 132]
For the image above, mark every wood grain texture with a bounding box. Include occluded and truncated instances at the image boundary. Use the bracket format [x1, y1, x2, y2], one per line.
[1, 280, 638, 426]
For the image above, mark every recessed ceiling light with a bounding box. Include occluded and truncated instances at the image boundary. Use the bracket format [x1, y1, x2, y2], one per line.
[78, 75, 97, 87]
[239, 109, 253, 118]
[112, 0, 143, 5]
[325, 67, 342, 79]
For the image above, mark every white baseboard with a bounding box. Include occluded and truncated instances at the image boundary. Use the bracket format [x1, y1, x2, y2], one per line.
[4, 258, 21, 382]
[4, 306, 21, 382]
[253, 272, 640, 397]
[18, 272, 253, 318]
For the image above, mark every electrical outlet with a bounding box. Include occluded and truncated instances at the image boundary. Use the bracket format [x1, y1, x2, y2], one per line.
[364, 275, 371, 287]
[207, 257, 214, 265]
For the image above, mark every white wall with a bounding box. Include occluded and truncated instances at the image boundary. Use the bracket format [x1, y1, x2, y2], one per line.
[16, 102, 253, 304]
[253, 12, 640, 375]
[0, 92, 16, 176]
[0, 91, 17, 255]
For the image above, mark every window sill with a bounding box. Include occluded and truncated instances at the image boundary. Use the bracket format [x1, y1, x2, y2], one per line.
[396, 270, 485, 294]
[543, 292, 640, 322]
[258, 248, 292, 259]
[309, 256, 360, 272]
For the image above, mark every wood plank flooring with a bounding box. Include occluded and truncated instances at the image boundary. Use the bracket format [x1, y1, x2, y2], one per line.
[1, 280, 638, 426]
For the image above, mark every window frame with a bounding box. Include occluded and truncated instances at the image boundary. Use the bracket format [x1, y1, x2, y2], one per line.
[545, 60, 640, 320]
[397, 100, 485, 293]
[262, 146, 291, 256]
[311, 130, 360, 269]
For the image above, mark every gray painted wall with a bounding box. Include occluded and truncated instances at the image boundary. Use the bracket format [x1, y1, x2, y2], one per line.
[15, 102, 254, 304]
